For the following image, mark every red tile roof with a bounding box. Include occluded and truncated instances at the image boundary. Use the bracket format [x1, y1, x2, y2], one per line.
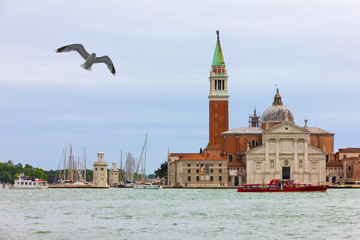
[338, 148, 360, 153]
[180, 153, 226, 161]
[326, 161, 342, 167]
[343, 157, 360, 161]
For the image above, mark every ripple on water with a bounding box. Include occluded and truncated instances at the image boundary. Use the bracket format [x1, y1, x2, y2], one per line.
[35, 230, 51, 234]
[2, 189, 360, 239]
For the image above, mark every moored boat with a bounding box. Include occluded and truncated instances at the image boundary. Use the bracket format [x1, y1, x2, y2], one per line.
[237, 179, 328, 192]
[10, 173, 48, 189]
[133, 182, 161, 189]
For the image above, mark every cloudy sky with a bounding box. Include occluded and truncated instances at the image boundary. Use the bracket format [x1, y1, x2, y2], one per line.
[1, 0, 359, 174]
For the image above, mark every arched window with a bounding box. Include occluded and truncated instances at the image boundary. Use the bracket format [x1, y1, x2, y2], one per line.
[248, 140, 259, 147]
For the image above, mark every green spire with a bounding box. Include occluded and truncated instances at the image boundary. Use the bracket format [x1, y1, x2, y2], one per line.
[212, 30, 225, 66]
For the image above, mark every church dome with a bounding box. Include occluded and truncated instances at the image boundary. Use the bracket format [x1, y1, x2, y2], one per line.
[261, 89, 294, 123]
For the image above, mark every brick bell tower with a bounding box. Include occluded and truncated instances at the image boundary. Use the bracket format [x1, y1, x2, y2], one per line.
[208, 31, 229, 149]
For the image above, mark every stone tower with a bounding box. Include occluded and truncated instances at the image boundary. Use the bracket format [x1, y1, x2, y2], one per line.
[208, 31, 229, 149]
[109, 162, 119, 187]
[93, 152, 109, 188]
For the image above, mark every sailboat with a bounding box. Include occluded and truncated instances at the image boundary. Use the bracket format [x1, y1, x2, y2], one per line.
[49, 145, 93, 188]
[133, 135, 161, 189]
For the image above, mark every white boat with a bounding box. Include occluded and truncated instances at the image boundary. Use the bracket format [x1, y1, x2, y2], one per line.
[10, 173, 48, 189]
[133, 182, 161, 189]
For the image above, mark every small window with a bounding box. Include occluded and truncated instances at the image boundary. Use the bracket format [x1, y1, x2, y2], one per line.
[210, 176, 214, 181]
[349, 166, 352, 171]
[214, 104, 217, 108]
[188, 169, 191, 174]
[210, 169, 213, 173]
[95, 168, 98, 171]
[219, 169, 222, 173]
[196, 169, 199, 174]
[215, 113, 217, 117]
[196, 176, 199, 181]
[215, 132, 217, 136]
[217, 80, 221, 90]
[219, 163, 222, 167]
[219, 176, 222, 181]
[326, 155, 329, 162]
[344, 155, 347, 158]
[188, 163, 191, 167]
[228, 176, 231, 182]
[188, 176, 191, 182]
[214, 123, 217, 127]
[249, 140, 259, 147]
[228, 155, 233, 163]
[101, 168, 104, 171]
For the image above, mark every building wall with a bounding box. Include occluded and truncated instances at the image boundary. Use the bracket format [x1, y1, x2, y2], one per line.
[209, 100, 228, 149]
[343, 160, 360, 179]
[109, 169, 118, 187]
[326, 164, 343, 183]
[93, 162, 108, 187]
[339, 152, 360, 159]
[310, 134, 334, 154]
[168, 159, 228, 187]
[222, 134, 262, 155]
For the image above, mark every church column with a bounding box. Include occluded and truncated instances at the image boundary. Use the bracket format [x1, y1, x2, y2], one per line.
[265, 138, 270, 182]
[304, 138, 309, 183]
[275, 138, 280, 178]
[293, 138, 298, 180]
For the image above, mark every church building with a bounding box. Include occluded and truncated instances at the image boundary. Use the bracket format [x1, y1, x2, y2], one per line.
[167, 32, 334, 187]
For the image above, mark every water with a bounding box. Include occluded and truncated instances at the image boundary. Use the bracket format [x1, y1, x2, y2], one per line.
[1, 188, 360, 240]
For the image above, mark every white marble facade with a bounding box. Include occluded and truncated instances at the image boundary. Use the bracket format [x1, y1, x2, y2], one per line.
[246, 122, 326, 184]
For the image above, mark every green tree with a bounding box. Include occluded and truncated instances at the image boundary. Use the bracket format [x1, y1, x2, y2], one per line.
[147, 174, 156, 179]
[154, 161, 167, 180]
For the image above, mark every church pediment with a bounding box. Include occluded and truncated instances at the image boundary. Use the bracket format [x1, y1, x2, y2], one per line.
[264, 122, 310, 134]
[247, 145, 265, 154]
[308, 144, 326, 154]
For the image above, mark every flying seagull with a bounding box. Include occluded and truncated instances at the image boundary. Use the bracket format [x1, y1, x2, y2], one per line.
[56, 44, 116, 76]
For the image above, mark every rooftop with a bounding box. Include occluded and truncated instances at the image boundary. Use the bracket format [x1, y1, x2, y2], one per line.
[338, 148, 360, 153]
[308, 127, 334, 135]
[221, 127, 263, 135]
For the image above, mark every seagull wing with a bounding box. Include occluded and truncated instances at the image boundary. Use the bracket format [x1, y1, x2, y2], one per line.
[56, 44, 90, 60]
[94, 56, 116, 76]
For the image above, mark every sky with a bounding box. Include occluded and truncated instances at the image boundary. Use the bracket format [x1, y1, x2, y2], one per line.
[1, 0, 360, 174]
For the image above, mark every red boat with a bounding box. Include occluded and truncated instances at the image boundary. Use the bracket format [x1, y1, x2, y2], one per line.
[237, 179, 328, 192]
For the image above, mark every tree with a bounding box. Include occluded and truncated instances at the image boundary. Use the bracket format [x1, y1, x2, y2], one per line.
[147, 174, 156, 179]
[154, 161, 168, 180]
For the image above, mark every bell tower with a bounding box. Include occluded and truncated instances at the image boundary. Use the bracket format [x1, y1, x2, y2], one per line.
[208, 31, 229, 149]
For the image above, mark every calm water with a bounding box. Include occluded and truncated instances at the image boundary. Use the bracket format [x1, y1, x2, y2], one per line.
[1, 188, 360, 239]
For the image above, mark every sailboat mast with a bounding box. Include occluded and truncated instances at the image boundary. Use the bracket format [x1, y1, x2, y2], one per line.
[83, 147, 86, 182]
[63, 147, 66, 181]
[144, 134, 147, 181]
[68, 145, 72, 181]
[119, 150, 123, 183]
